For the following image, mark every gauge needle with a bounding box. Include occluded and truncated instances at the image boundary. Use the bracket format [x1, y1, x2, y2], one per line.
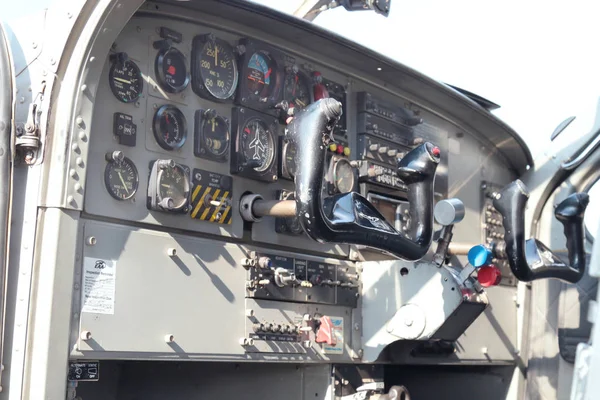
[114, 77, 132, 84]
[117, 172, 130, 194]
[211, 119, 216, 132]
[214, 45, 219, 66]
[265, 68, 272, 80]
[295, 99, 306, 107]
[293, 75, 298, 96]
[161, 184, 171, 188]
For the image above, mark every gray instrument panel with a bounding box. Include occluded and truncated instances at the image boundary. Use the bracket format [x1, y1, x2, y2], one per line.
[76, 7, 519, 364]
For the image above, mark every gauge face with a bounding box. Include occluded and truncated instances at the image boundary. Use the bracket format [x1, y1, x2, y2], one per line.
[246, 52, 275, 98]
[282, 141, 297, 179]
[283, 71, 311, 109]
[156, 48, 189, 93]
[158, 164, 189, 209]
[198, 38, 238, 100]
[109, 59, 143, 103]
[333, 158, 355, 194]
[104, 157, 139, 200]
[240, 118, 274, 173]
[201, 113, 230, 158]
[153, 105, 187, 150]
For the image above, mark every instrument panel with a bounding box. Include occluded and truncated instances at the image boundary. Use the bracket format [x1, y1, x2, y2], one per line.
[85, 16, 456, 257]
[69, 0, 521, 369]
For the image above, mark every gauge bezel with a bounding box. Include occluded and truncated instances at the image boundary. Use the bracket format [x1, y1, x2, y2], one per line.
[283, 68, 314, 110]
[155, 47, 190, 94]
[279, 137, 296, 181]
[235, 38, 284, 116]
[153, 104, 188, 151]
[109, 58, 143, 104]
[156, 163, 191, 211]
[332, 157, 356, 194]
[230, 107, 279, 182]
[194, 109, 230, 162]
[104, 156, 139, 201]
[191, 34, 239, 102]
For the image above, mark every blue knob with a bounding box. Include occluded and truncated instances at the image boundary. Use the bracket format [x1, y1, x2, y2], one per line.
[468, 245, 492, 268]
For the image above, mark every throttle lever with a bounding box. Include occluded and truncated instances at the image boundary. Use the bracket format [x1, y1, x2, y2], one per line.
[493, 180, 589, 283]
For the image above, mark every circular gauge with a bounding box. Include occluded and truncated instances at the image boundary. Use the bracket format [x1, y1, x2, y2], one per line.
[153, 105, 187, 150]
[246, 51, 276, 99]
[198, 37, 238, 100]
[200, 111, 230, 159]
[333, 158, 355, 194]
[104, 156, 139, 200]
[281, 141, 297, 179]
[240, 118, 275, 173]
[109, 58, 143, 103]
[157, 164, 190, 211]
[156, 47, 189, 93]
[283, 71, 311, 109]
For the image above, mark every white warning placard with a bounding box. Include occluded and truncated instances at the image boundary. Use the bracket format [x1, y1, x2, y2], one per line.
[81, 257, 116, 315]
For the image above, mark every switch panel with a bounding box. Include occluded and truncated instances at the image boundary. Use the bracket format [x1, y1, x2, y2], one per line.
[481, 181, 515, 286]
[245, 253, 359, 307]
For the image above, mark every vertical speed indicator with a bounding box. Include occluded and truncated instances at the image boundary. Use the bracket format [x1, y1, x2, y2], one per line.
[192, 35, 238, 101]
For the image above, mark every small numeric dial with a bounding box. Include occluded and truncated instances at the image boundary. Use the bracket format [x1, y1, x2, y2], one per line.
[333, 158, 356, 194]
[153, 105, 187, 150]
[195, 109, 230, 161]
[283, 69, 311, 109]
[104, 151, 139, 200]
[109, 55, 143, 103]
[155, 47, 189, 93]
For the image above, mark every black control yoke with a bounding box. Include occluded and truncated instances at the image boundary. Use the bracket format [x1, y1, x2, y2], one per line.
[285, 98, 440, 261]
[493, 180, 589, 283]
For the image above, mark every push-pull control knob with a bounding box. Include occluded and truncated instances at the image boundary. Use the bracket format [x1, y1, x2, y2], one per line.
[159, 197, 175, 211]
[387, 149, 398, 157]
[369, 144, 379, 151]
[477, 265, 502, 287]
[378, 146, 389, 154]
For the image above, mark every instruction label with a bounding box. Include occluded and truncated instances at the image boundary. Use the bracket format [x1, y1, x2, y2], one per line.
[81, 257, 116, 315]
[323, 317, 344, 354]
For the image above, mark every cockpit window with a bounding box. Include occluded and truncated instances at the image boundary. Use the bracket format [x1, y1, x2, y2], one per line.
[585, 180, 600, 240]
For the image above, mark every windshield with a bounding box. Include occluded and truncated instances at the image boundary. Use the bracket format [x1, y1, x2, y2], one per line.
[252, 0, 600, 158]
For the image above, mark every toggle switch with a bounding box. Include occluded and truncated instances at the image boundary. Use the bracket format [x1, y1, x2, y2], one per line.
[315, 316, 337, 346]
[387, 149, 398, 157]
[378, 146, 389, 154]
[369, 144, 379, 151]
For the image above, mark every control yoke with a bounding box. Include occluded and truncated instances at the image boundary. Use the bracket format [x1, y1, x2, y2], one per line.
[285, 98, 440, 261]
[493, 180, 589, 283]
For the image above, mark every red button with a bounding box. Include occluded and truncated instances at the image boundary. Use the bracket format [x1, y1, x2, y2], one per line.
[477, 265, 502, 288]
[336, 145, 344, 154]
[432, 146, 441, 157]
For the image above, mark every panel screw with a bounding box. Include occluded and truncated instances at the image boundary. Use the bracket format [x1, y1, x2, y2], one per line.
[80, 331, 92, 341]
[245, 309, 255, 317]
[164, 334, 175, 343]
[167, 248, 177, 257]
[86, 236, 97, 246]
